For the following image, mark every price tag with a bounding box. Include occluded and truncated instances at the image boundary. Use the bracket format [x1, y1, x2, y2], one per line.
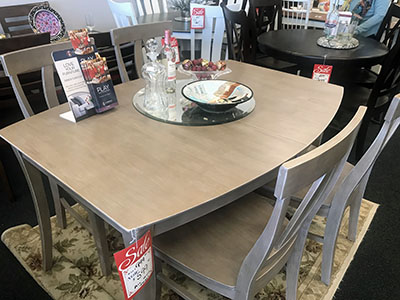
[191, 7, 205, 29]
[114, 230, 153, 300]
[312, 64, 333, 83]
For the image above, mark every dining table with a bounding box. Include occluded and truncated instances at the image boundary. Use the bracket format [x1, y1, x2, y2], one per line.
[257, 29, 389, 81]
[0, 60, 343, 299]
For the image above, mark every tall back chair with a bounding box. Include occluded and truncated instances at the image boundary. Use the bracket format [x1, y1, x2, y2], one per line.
[89, 31, 137, 84]
[0, 32, 50, 203]
[0, 42, 113, 276]
[0, 2, 48, 37]
[0, 41, 70, 118]
[259, 96, 400, 286]
[107, 0, 138, 27]
[355, 5, 400, 159]
[153, 107, 366, 300]
[222, 1, 296, 72]
[190, 3, 227, 62]
[318, 95, 400, 284]
[375, 3, 400, 48]
[282, 0, 311, 29]
[248, 0, 282, 36]
[221, 2, 257, 63]
[111, 21, 172, 82]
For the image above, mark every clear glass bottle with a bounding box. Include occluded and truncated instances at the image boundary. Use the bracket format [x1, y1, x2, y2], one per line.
[160, 30, 176, 94]
[142, 39, 168, 117]
[324, 1, 340, 40]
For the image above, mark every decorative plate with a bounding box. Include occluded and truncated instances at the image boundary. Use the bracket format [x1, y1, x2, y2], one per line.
[181, 80, 253, 113]
[28, 3, 66, 42]
[317, 36, 359, 50]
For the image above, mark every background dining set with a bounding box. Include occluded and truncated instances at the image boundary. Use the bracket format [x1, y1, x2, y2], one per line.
[1, 0, 400, 300]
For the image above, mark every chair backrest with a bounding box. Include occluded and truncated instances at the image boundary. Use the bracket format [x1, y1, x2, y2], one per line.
[248, 0, 283, 35]
[0, 41, 71, 118]
[234, 106, 366, 297]
[110, 21, 172, 82]
[190, 3, 226, 62]
[282, 0, 311, 29]
[369, 17, 400, 105]
[89, 32, 137, 84]
[136, 0, 169, 17]
[333, 95, 400, 221]
[222, 0, 281, 62]
[0, 2, 48, 37]
[221, 2, 257, 63]
[0, 32, 50, 55]
[107, 0, 138, 28]
[375, 3, 400, 49]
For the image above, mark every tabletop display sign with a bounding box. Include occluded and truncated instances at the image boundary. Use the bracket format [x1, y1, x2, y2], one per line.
[191, 7, 205, 29]
[114, 230, 154, 300]
[312, 64, 333, 83]
[52, 28, 118, 122]
[162, 36, 180, 64]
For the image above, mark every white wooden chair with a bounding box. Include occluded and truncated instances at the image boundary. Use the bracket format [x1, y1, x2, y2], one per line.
[189, 3, 227, 62]
[0, 42, 112, 276]
[107, 0, 138, 27]
[258, 96, 400, 286]
[153, 107, 366, 300]
[282, 0, 312, 29]
[111, 21, 172, 82]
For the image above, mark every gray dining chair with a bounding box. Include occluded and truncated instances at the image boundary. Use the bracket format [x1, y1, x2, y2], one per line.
[110, 21, 172, 82]
[153, 106, 366, 300]
[0, 42, 112, 276]
[258, 95, 400, 286]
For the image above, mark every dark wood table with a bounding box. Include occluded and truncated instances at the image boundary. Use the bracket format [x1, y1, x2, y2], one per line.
[258, 29, 388, 69]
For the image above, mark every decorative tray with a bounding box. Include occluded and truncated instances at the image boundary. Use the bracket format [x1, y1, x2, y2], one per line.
[317, 36, 359, 50]
[28, 3, 66, 42]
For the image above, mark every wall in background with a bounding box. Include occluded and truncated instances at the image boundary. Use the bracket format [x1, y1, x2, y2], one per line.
[0, 0, 117, 33]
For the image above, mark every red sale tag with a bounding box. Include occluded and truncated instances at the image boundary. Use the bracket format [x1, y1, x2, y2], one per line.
[191, 7, 205, 29]
[312, 64, 333, 83]
[162, 37, 180, 63]
[114, 230, 154, 300]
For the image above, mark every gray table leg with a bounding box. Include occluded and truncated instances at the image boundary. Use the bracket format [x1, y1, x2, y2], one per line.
[121, 228, 156, 300]
[13, 148, 53, 271]
[87, 210, 112, 276]
[49, 178, 67, 229]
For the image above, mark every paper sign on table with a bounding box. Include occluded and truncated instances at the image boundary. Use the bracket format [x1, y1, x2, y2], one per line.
[312, 64, 333, 83]
[191, 7, 205, 29]
[114, 230, 154, 300]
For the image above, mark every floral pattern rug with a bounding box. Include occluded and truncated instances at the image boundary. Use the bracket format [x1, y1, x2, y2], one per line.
[1, 199, 378, 300]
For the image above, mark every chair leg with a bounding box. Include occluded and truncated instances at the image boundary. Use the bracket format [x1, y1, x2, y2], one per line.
[355, 118, 370, 160]
[155, 256, 163, 300]
[13, 149, 53, 271]
[286, 220, 313, 300]
[87, 210, 111, 276]
[320, 200, 349, 285]
[0, 160, 14, 202]
[49, 178, 67, 229]
[348, 196, 362, 241]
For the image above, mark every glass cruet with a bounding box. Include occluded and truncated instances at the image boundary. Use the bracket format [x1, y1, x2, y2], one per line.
[142, 39, 168, 117]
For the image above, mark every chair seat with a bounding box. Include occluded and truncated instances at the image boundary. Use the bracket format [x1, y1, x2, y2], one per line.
[258, 162, 354, 216]
[154, 192, 287, 288]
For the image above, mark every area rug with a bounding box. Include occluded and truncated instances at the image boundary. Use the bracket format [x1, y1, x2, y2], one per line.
[1, 199, 378, 300]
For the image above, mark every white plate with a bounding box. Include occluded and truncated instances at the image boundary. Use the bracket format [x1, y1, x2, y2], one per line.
[182, 80, 253, 105]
